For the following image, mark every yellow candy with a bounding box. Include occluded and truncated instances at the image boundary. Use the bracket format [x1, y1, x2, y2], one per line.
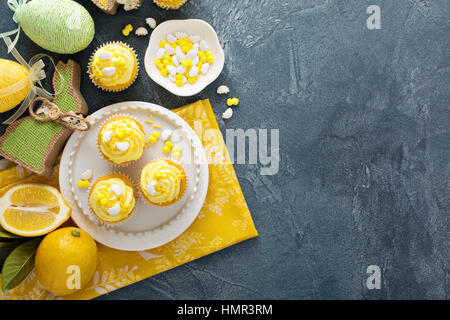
[197, 51, 205, 57]
[145, 119, 153, 124]
[163, 52, 171, 60]
[188, 76, 198, 84]
[175, 74, 183, 81]
[196, 62, 203, 70]
[181, 46, 191, 54]
[173, 151, 181, 159]
[165, 141, 173, 147]
[152, 131, 160, 138]
[154, 59, 161, 66]
[200, 56, 207, 63]
[232, 98, 239, 105]
[172, 146, 180, 152]
[157, 63, 165, 70]
[160, 68, 169, 77]
[207, 56, 214, 64]
[162, 146, 171, 154]
[77, 180, 90, 188]
[206, 51, 213, 57]
[160, 40, 168, 48]
[163, 59, 171, 66]
[153, 124, 162, 129]
[148, 136, 157, 144]
[122, 29, 130, 36]
[176, 80, 184, 87]
[125, 24, 133, 31]
[227, 98, 233, 106]
[181, 58, 193, 68]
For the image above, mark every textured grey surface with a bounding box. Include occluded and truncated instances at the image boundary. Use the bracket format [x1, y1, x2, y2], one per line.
[0, 0, 449, 299]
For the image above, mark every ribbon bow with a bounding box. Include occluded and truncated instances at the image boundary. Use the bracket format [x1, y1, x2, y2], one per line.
[0, 0, 28, 53]
[0, 36, 53, 125]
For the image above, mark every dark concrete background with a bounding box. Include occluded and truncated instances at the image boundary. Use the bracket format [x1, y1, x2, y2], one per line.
[0, 0, 448, 299]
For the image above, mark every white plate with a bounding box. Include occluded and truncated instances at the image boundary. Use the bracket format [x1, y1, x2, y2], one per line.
[59, 102, 209, 251]
[144, 19, 225, 97]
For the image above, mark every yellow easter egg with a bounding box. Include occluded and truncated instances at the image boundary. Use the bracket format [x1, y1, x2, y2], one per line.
[0, 59, 31, 113]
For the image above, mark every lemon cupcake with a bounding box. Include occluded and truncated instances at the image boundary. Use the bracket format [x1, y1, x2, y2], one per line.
[98, 116, 146, 166]
[140, 159, 186, 206]
[89, 174, 136, 225]
[153, 0, 188, 10]
[88, 42, 138, 92]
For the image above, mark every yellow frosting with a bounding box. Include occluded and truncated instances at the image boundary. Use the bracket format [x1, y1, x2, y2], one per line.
[89, 176, 135, 223]
[90, 44, 136, 88]
[98, 117, 145, 164]
[140, 160, 184, 204]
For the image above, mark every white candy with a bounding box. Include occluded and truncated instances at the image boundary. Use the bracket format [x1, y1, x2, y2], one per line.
[167, 34, 177, 43]
[99, 51, 112, 60]
[176, 32, 188, 39]
[102, 67, 116, 76]
[107, 204, 121, 216]
[164, 44, 175, 54]
[156, 47, 165, 59]
[189, 66, 198, 77]
[146, 17, 157, 29]
[169, 74, 176, 83]
[183, 75, 187, 83]
[146, 182, 156, 196]
[176, 66, 186, 74]
[201, 63, 210, 74]
[186, 48, 198, 59]
[176, 46, 186, 61]
[161, 129, 172, 141]
[193, 43, 199, 51]
[192, 56, 199, 66]
[116, 141, 130, 151]
[222, 108, 233, 119]
[189, 35, 200, 43]
[166, 65, 177, 75]
[217, 85, 230, 95]
[102, 130, 113, 143]
[172, 55, 180, 66]
[135, 27, 148, 36]
[110, 184, 123, 196]
[80, 169, 93, 180]
[200, 40, 209, 51]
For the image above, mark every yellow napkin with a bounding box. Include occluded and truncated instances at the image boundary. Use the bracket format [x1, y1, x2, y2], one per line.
[0, 99, 258, 300]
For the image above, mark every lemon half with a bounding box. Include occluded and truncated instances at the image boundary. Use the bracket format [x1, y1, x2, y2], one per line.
[0, 184, 71, 237]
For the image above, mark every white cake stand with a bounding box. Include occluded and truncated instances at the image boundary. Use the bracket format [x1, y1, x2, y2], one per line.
[59, 101, 209, 251]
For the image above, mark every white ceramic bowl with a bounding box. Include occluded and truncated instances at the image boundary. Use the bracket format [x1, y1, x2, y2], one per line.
[144, 19, 225, 97]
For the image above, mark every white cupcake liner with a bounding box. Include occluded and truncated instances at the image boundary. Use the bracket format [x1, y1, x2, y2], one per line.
[88, 172, 138, 228]
[87, 41, 139, 92]
[138, 158, 188, 208]
[96, 113, 146, 168]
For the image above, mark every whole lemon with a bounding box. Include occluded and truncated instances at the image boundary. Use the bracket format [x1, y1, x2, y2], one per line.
[0, 59, 31, 113]
[35, 227, 98, 296]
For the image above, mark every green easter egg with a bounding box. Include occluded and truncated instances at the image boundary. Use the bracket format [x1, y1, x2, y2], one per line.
[16, 0, 95, 54]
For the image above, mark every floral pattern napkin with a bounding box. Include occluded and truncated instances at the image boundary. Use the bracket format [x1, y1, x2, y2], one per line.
[0, 99, 258, 300]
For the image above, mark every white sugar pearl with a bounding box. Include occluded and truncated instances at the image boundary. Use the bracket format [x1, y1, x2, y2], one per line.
[99, 51, 112, 60]
[192, 56, 199, 66]
[176, 66, 186, 74]
[146, 17, 157, 29]
[110, 184, 123, 196]
[172, 55, 180, 66]
[156, 47, 165, 59]
[189, 66, 198, 77]
[166, 65, 176, 75]
[167, 34, 177, 43]
[186, 48, 198, 59]
[116, 141, 130, 151]
[102, 67, 116, 76]
[102, 131, 113, 143]
[200, 40, 209, 51]
[164, 44, 175, 54]
[107, 204, 121, 216]
[222, 108, 233, 120]
[189, 35, 200, 43]
[176, 32, 188, 39]
[201, 63, 210, 74]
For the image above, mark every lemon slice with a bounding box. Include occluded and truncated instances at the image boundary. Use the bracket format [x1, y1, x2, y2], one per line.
[0, 184, 71, 237]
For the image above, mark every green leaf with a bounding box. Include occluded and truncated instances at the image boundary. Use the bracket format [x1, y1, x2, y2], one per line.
[0, 240, 28, 270]
[0, 225, 23, 241]
[1, 238, 42, 291]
